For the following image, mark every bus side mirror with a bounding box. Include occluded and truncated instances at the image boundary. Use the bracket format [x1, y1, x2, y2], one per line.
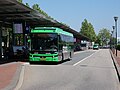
[28, 39, 31, 43]
[27, 39, 31, 51]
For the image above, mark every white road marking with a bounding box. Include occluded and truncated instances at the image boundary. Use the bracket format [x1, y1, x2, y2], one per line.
[14, 65, 25, 90]
[74, 49, 95, 54]
[73, 50, 101, 66]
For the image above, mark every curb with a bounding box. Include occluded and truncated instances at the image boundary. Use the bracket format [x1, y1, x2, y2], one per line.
[110, 50, 120, 82]
[2, 63, 22, 90]
[14, 64, 25, 90]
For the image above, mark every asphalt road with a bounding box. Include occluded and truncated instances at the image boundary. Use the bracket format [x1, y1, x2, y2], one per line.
[61, 50, 95, 65]
[16, 49, 120, 90]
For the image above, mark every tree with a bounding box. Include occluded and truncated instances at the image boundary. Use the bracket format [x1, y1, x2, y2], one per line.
[32, 4, 40, 11]
[26, 3, 30, 7]
[80, 19, 96, 41]
[17, 0, 23, 3]
[98, 28, 111, 46]
[32, 4, 50, 19]
[95, 36, 102, 45]
[88, 23, 96, 41]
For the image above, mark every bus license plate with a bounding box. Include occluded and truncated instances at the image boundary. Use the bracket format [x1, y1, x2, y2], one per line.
[41, 58, 46, 61]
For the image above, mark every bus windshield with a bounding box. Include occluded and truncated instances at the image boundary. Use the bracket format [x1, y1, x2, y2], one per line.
[31, 33, 58, 51]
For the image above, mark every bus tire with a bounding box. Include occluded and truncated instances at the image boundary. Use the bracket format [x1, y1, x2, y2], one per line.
[69, 52, 72, 60]
[62, 53, 64, 61]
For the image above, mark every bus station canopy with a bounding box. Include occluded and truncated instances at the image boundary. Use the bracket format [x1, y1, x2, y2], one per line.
[0, 0, 89, 41]
[0, 0, 57, 26]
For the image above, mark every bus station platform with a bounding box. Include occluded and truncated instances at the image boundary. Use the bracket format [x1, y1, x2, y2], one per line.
[0, 61, 22, 90]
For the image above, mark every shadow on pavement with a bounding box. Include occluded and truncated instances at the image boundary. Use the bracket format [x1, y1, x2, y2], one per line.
[0, 58, 28, 65]
[29, 59, 71, 65]
[0, 59, 16, 65]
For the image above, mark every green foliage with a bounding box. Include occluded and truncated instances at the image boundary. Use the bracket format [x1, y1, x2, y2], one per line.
[95, 36, 102, 45]
[32, 4, 41, 12]
[32, 4, 68, 27]
[26, 3, 30, 7]
[17, 2, 68, 27]
[17, 0, 23, 3]
[117, 44, 120, 51]
[32, 4, 54, 20]
[111, 37, 116, 46]
[98, 28, 110, 46]
[80, 19, 96, 41]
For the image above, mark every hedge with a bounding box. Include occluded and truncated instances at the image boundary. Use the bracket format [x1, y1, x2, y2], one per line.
[117, 44, 120, 51]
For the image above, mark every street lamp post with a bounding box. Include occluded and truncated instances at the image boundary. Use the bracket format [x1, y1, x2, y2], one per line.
[112, 26, 115, 53]
[110, 30, 113, 49]
[114, 17, 118, 56]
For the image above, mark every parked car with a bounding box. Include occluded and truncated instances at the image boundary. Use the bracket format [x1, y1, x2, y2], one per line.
[93, 44, 99, 50]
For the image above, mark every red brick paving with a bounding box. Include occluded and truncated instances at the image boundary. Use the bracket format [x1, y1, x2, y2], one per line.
[113, 50, 120, 66]
[0, 62, 22, 89]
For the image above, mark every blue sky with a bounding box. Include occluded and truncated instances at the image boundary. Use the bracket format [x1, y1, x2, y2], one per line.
[23, 0, 120, 36]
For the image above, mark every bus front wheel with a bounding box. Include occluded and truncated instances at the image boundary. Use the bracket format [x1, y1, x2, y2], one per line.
[62, 53, 64, 61]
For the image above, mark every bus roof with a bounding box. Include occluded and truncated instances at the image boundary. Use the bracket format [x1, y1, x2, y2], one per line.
[31, 27, 73, 37]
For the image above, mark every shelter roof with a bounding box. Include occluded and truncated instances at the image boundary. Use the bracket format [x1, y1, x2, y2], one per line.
[0, 0, 90, 41]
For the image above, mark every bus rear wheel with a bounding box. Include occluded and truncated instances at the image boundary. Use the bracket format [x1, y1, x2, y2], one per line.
[62, 53, 64, 61]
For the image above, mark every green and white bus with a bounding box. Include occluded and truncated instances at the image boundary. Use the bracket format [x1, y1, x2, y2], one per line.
[29, 27, 74, 62]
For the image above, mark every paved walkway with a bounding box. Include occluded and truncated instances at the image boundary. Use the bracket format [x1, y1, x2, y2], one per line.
[0, 61, 22, 90]
[114, 50, 120, 66]
[112, 50, 120, 81]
